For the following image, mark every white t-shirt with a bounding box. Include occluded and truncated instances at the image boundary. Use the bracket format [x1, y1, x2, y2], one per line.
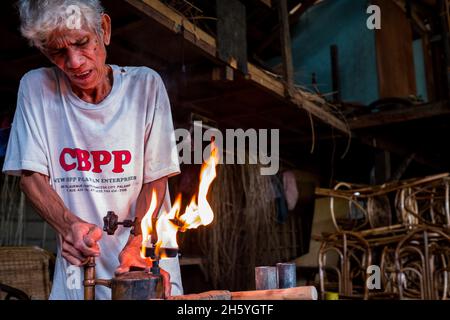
[2, 65, 183, 299]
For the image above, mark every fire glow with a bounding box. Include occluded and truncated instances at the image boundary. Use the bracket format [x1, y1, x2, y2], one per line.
[140, 144, 219, 259]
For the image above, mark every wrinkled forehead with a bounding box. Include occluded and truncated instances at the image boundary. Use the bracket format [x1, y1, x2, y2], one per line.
[44, 24, 97, 50]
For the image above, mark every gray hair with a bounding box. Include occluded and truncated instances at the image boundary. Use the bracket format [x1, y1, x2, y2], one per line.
[17, 0, 104, 49]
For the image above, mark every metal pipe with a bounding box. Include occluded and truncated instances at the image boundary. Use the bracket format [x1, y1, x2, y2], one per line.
[83, 257, 96, 300]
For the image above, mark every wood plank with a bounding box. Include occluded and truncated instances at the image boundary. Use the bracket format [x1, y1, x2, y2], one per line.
[374, 0, 417, 98]
[246, 63, 285, 96]
[293, 92, 350, 134]
[348, 101, 450, 129]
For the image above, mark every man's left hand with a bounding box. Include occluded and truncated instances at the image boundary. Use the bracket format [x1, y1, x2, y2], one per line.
[116, 235, 171, 298]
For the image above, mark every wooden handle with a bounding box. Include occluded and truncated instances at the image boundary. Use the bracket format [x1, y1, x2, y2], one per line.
[169, 286, 318, 300]
[169, 290, 232, 300]
[231, 286, 317, 300]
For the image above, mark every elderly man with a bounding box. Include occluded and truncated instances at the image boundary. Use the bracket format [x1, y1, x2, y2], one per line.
[2, 0, 182, 299]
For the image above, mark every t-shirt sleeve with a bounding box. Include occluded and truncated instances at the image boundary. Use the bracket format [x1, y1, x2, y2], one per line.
[2, 77, 49, 177]
[143, 74, 180, 183]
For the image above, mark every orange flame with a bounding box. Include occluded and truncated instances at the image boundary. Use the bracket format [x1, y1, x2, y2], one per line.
[140, 143, 219, 260]
[154, 195, 182, 258]
[140, 189, 157, 259]
[178, 145, 218, 229]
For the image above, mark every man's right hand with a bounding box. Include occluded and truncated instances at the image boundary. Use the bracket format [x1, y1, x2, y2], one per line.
[19, 171, 103, 266]
[61, 222, 102, 266]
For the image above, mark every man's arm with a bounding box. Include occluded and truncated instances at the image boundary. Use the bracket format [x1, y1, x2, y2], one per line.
[20, 171, 102, 266]
[135, 176, 168, 226]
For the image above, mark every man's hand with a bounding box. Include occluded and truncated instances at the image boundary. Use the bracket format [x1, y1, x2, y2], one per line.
[19, 171, 102, 266]
[116, 235, 171, 298]
[62, 222, 102, 266]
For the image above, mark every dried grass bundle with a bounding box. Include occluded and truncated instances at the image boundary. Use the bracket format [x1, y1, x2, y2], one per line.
[198, 162, 292, 291]
[0, 174, 25, 246]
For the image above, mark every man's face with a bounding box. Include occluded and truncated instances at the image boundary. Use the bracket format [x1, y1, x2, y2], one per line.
[42, 15, 111, 92]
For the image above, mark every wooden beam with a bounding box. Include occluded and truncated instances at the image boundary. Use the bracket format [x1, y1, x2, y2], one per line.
[125, 0, 216, 56]
[247, 65, 349, 134]
[348, 101, 450, 129]
[246, 63, 285, 96]
[277, 0, 295, 97]
[293, 92, 349, 134]
[125, 0, 349, 134]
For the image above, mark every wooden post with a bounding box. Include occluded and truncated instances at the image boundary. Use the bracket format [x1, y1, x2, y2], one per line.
[439, 0, 450, 99]
[216, 0, 248, 73]
[277, 0, 295, 97]
[330, 45, 341, 103]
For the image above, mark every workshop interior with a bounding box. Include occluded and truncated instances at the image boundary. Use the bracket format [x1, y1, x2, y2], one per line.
[1, 0, 450, 301]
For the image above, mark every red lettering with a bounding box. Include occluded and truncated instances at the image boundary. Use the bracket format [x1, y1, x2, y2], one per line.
[59, 148, 131, 173]
[75, 149, 92, 171]
[112, 150, 132, 173]
[59, 148, 77, 171]
[91, 150, 112, 173]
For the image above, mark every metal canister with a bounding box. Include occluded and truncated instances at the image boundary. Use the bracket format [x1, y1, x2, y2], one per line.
[276, 262, 297, 288]
[110, 271, 164, 300]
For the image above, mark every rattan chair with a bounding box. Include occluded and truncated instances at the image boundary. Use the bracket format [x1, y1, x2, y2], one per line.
[0, 246, 55, 300]
[318, 231, 372, 299]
